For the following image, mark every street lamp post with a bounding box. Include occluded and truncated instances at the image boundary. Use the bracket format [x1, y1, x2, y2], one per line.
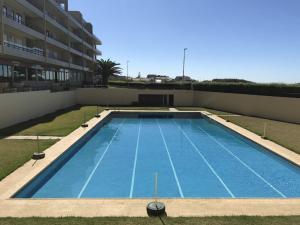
[126, 60, 130, 81]
[182, 48, 188, 79]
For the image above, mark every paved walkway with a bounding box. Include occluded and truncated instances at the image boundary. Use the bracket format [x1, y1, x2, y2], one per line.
[4, 136, 63, 140]
[1, 199, 300, 217]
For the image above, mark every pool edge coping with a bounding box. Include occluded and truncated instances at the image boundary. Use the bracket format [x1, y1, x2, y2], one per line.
[0, 109, 299, 217]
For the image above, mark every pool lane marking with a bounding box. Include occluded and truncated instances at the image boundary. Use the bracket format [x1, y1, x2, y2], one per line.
[173, 119, 235, 198]
[77, 119, 126, 198]
[193, 122, 286, 198]
[157, 119, 184, 198]
[129, 119, 142, 198]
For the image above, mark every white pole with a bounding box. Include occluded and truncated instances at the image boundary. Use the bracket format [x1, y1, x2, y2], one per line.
[154, 172, 158, 202]
[263, 122, 267, 138]
[37, 135, 40, 153]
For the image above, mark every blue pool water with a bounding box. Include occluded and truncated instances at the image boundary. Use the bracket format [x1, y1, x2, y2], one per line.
[15, 113, 300, 198]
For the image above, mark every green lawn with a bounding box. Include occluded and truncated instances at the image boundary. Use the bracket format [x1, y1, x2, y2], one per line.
[0, 106, 103, 137]
[177, 107, 300, 154]
[0, 139, 57, 181]
[0, 216, 300, 225]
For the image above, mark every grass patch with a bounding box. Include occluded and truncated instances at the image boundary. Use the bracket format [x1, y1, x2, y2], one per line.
[177, 107, 300, 154]
[0, 106, 102, 137]
[0, 139, 57, 181]
[0, 216, 300, 225]
[218, 116, 300, 154]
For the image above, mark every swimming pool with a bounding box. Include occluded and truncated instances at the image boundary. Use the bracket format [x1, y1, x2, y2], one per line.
[15, 112, 300, 198]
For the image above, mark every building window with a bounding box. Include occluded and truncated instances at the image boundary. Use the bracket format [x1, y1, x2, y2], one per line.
[28, 68, 37, 81]
[0, 65, 4, 81]
[2, 6, 7, 16]
[50, 71, 55, 81]
[0, 65, 12, 82]
[15, 13, 23, 24]
[14, 66, 26, 82]
[40, 71, 46, 81]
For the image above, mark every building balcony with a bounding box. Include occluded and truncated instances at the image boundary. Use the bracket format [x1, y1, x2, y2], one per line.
[70, 63, 83, 71]
[70, 47, 83, 57]
[17, 0, 44, 17]
[48, 0, 69, 17]
[3, 13, 44, 40]
[45, 14, 69, 35]
[46, 36, 69, 51]
[69, 33, 98, 53]
[82, 54, 94, 62]
[47, 55, 69, 67]
[20, 0, 102, 44]
[2, 41, 45, 62]
[96, 49, 102, 56]
[69, 31, 82, 43]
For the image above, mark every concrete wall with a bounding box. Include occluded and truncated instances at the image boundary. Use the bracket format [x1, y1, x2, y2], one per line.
[0, 90, 76, 129]
[194, 91, 300, 124]
[0, 88, 299, 129]
[75, 88, 194, 107]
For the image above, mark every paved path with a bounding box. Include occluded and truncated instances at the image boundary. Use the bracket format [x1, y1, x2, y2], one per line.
[4, 136, 63, 140]
[0, 199, 300, 217]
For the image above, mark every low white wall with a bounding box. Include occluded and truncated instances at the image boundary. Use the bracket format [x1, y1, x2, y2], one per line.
[75, 88, 194, 107]
[0, 90, 76, 129]
[0, 88, 299, 129]
[194, 91, 300, 124]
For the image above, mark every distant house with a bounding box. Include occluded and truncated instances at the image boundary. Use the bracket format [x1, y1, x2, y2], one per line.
[131, 77, 151, 82]
[110, 74, 128, 80]
[175, 76, 192, 81]
[147, 74, 171, 83]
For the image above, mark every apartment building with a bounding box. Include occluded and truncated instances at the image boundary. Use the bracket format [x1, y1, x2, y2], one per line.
[0, 0, 101, 91]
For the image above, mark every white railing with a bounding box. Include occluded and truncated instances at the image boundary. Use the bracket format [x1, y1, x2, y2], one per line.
[4, 12, 25, 25]
[3, 41, 44, 56]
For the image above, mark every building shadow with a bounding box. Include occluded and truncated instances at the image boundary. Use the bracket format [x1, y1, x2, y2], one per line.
[0, 105, 83, 137]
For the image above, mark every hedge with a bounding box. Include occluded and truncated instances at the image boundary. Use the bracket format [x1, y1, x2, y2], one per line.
[108, 81, 300, 98]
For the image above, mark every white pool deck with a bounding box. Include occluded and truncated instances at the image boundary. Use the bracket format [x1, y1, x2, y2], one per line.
[4, 136, 63, 140]
[0, 109, 299, 217]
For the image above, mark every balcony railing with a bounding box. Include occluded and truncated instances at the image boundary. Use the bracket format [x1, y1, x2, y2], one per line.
[47, 53, 69, 63]
[4, 12, 25, 25]
[4, 11, 45, 36]
[3, 41, 44, 56]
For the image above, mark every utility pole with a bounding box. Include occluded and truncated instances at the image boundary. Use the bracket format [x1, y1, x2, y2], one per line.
[126, 60, 130, 80]
[126, 60, 130, 87]
[182, 48, 188, 79]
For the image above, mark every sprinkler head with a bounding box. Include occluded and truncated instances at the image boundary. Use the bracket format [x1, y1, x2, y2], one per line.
[146, 202, 166, 217]
[32, 152, 45, 160]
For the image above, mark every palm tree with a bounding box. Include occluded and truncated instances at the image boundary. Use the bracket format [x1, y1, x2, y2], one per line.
[95, 59, 122, 85]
